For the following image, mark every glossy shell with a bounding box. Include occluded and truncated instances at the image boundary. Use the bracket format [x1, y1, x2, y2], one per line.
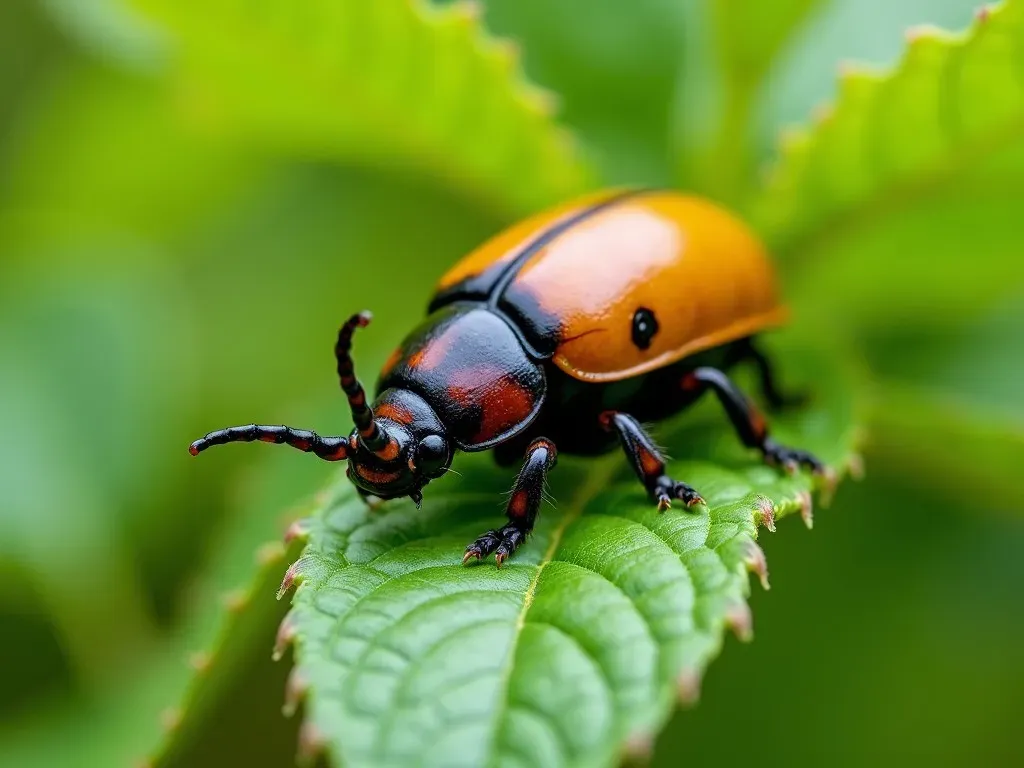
[378, 304, 546, 451]
[431, 189, 786, 383]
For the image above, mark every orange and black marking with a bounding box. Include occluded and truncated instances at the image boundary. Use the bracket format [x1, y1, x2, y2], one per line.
[189, 424, 350, 462]
[373, 401, 415, 427]
[335, 312, 387, 451]
[378, 305, 545, 451]
[429, 189, 635, 314]
[189, 187, 827, 568]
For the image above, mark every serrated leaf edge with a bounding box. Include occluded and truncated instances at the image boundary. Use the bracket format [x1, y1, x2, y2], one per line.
[280, 439, 864, 767]
[758, 1, 1024, 257]
[142, 508, 312, 767]
[137, 0, 596, 217]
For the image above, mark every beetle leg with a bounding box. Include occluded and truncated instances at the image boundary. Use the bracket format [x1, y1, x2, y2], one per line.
[599, 411, 704, 511]
[464, 437, 557, 566]
[731, 339, 808, 410]
[681, 367, 825, 474]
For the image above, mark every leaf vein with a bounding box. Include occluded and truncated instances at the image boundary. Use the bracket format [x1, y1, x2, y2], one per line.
[482, 457, 618, 768]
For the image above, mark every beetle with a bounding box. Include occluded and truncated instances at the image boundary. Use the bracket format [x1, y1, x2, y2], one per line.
[190, 189, 826, 565]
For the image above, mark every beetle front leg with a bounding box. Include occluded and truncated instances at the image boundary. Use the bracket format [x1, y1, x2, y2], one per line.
[599, 411, 704, 511]
[682, 367, 825, 473]
[464, 437, 557, 566]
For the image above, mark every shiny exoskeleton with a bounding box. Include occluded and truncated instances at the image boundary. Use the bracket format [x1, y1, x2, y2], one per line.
[190, 189, 825, 565]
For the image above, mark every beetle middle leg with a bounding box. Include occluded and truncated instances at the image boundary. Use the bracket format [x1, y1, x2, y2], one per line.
[464, 437, 557, 566]
[682, 367, 825, 473]
[599, 411, 705, 511]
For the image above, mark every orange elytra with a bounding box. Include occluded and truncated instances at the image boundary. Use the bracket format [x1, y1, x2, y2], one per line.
[434, 189, 786, 382]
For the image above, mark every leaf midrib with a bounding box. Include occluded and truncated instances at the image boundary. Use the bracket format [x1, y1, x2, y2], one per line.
[483, 454, 620, 768]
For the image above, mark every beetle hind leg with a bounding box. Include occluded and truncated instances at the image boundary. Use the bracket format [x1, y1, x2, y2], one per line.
[600, 411, 705, 511]
[464, 437, 557, 566]
[761, 439, 824, 474]
[682, 367, 825, 475]
[732, 339, 808, 411]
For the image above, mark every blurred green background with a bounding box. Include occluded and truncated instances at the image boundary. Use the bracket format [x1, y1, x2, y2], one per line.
[1, 0, 1022, 765]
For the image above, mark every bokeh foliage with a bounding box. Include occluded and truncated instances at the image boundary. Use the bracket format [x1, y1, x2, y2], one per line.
[0, 0, 1021, 766]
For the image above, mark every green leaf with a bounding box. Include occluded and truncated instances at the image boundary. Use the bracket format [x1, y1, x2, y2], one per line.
[40, 0, 167, 70]
[753, 1, 1024, 265]
[710, 0, 823, 88]
[479, 0, 689, 185]
[0, 64, 258, 252]
[133, 0, 596, 217]
[281, 345, 860, 768]
[751, 0, 984, 147]
[0, 472, 307, 768]
[149, 536, 303, 768]
[674, 0, 825, 200]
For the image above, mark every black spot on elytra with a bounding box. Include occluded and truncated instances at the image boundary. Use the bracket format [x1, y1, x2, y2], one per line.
[631, 308, 659, 350]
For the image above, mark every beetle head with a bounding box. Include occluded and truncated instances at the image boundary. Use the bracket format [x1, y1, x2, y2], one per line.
[345, 388, 453, 505]
[187, 312, 453, 508]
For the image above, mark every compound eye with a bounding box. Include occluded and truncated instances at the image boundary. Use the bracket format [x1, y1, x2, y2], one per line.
[413, 434, 449, 477]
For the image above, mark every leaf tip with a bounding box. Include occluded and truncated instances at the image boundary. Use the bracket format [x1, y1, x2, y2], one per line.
[273, 611, 297, 661]
[755, 496, 776, 533]
[296, 721, 328, 767]
[277, 560, 303, 601]
[847, 452, 866, 481]
[904, 23, 944, 43]
[256, 540, 286, 566]
[283, 667, 309, 718]
[676, 667, 702, 706]
[521, 85, 561, 118]
[744, 541, 771, 590]
[725, 602, 754, 642]
[837, 59, 880, 83]
[817, 464, 840, 506]
[554, 128, 584, 162]
[159, 707, 182, 734]
[486, 37, 522, 71]
[797, 490, 814, 529]
[222, 589, 249, 613]
[811, 102, 835, 126]
[449, 0, 483, 23]
[621, 731, 654, 765]
[188, 650, 212, 673]
[284, 518, 312, 545]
